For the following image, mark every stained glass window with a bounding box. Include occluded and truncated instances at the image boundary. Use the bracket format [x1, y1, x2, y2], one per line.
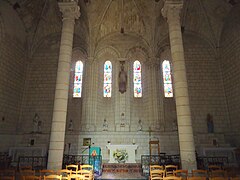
[73, 61, 83, 97]
[103, 61, 112, 97]
[162, 60, 173, 97]
[133, 60, 142, 97]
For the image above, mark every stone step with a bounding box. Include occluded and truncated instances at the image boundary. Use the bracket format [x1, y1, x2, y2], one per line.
[102, 163, 142, 173]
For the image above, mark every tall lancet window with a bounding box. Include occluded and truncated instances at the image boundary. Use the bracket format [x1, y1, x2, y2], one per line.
[103, 61, 112, 97]
[133, 60, 142, 97]
[73, 60, 83, 97]
[162, 60, 173, 97]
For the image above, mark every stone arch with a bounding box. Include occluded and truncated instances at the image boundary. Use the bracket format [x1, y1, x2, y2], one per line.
[125, 46, 149, 62]
[95, 46, 120, 61]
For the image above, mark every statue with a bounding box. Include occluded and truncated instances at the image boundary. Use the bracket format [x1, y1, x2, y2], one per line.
[119, 62, 127, 94]
[207, 113, 214, 133]
[137, 119, 143, 131]
[120, 113, 125, 127]
[33, 113, 40, 133]
[103, 118, 108, 131]
[68, 119, 73, 131]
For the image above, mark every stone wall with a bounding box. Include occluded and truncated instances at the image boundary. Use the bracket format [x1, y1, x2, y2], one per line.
[220, 5, 240, 146]
[19, 36, 59, 133]
[0, 1, 26, 152]
[184, 34, 229, 148]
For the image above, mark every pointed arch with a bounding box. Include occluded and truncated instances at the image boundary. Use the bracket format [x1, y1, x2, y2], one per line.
[73, 60, 83, 97]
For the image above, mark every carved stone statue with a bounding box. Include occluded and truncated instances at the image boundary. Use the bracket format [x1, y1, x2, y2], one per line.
[119, 62, 127, 93]
[68, 119, 73, 131]
[33, 113, 39, 133]
[207, 113, 214, 133]
[137, 119, 143, 131]
[103, 118, 108, 131]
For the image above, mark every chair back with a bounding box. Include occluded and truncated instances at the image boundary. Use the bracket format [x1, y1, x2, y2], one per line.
[43, 174, 62, 180]
[173, 170, 188, 180]
[40, 169, 55, 177]
[163, 176, 182, 180]
[165, 165, 178, 177]
[150, 169, 165, 180]
[23, 175, 41, 180]
[56, 169, 72, 180]
[68, 174, 85, 180]
[192, 170, 207, 177]
[66, 164, 78, 174]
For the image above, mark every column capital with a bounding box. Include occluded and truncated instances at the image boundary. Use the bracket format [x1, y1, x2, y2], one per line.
[161, 0, 183, 23]
[58, 1, 80, 21]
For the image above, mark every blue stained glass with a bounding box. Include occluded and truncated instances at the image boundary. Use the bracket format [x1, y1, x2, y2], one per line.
[133, 60, 142, 97]
[162, 60, 173, 97]
[73, 61, 83, 98]
[104, 61, 112, 97]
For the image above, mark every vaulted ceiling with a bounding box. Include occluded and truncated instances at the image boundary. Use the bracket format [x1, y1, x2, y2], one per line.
[4, 0, 240, 55]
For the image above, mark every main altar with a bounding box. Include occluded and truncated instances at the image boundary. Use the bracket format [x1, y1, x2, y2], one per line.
[106, 144, 138, 163]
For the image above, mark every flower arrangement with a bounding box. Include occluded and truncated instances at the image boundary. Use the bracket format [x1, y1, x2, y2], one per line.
[113, 149, 128, 163]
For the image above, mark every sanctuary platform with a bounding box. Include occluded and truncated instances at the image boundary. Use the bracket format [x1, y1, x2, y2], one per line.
[96, 163, 147, 180]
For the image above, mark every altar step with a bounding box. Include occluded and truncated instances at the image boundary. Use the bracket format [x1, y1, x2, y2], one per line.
[102, 163, 143, 173]
[95, 163, 147, 179]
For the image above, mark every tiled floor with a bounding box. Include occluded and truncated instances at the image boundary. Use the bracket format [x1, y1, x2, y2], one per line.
[95, 172, 148, 180]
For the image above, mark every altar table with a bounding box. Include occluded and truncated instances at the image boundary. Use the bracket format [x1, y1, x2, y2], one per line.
[106, 144, 138, 163]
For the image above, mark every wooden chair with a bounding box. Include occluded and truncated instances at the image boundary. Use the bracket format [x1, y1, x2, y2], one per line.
[66, 164, 78, 174]
[192, 170, 208, 177]
[40, 169, 55, 177]
[230, 177, 240, 180]
[80, 165, 93, 171]
[68, 174, 85, 180]
[187, 177, 207, 180]
[209, 170, 227, 178]
[20, 170, 35, 180]
[173, 170, 188, 180]
[209, 177, 228, 180]
[165, 165, 178, 177]
[43, 174, 62, 180]
[80, 165, 94, 180]
[23, 175, 41, 180]
[149, 166, 164, 180]
[76, 170, 93, 180]
[0, 169, 16, 180]
[163, 176, 182, 180]
[150, 165, 164, 172]
[56, 169, 72, 180]
[208, 165, 222, 172]
[150, 170, 165, 180]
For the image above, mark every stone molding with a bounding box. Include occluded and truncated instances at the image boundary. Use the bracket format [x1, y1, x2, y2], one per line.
[161, 0, 183, 23]
[58, 1, 80, 21]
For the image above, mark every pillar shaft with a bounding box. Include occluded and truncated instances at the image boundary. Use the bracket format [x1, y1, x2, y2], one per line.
[47, 1, 80, 170]
[162, 0, 197, 170]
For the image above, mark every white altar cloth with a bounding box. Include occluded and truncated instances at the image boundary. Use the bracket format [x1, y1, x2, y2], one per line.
[106, 144, 138, 163]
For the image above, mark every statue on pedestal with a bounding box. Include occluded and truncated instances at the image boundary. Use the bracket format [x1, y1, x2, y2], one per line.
[119, 62, 127, 94]
[103, 118, 108, 131]
[137, 119, 142, 131]
[33, 113, 41, 133]
[207, 113, 214, 133]
[68, 119, 74, 131]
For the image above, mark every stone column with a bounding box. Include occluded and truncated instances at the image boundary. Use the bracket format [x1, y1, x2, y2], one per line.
[162, 0, 197, 170]
[147, 60, 161, 131]
[47, 1, 80, 170]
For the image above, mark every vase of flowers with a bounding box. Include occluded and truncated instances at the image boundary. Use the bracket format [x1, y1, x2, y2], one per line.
[113, 149, 128, 163]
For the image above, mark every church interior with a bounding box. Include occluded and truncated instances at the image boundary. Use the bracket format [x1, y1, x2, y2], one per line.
[0, 0, 240, 179]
